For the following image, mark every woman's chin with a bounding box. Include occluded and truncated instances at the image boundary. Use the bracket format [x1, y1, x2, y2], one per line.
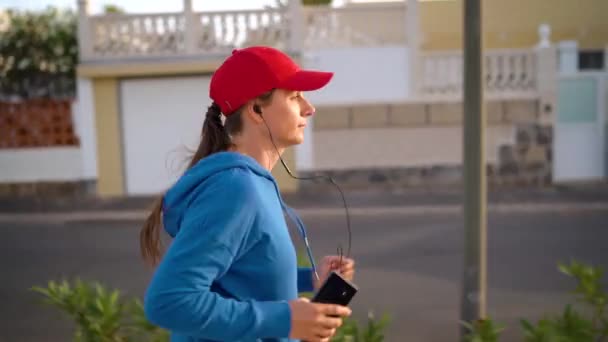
[286, 134, 305, 146]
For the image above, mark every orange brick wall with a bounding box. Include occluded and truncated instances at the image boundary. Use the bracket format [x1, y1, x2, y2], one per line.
[0, 99, 80, 149]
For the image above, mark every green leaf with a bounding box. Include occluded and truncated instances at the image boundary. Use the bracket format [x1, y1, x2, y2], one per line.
[110, 290, 120, 307]
[558, 262, 572, 276]
[30, 285, 50, 297]
[460, 320, 474, 331]
[520, 319, 535, 335]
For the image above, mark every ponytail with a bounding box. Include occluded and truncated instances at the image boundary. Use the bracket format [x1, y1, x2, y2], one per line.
[140, 197, 163, 266]
[139, 102, 239, 266]
[187, 102, 231, 168]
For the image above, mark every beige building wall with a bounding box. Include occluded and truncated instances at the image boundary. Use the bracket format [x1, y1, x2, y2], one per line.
[420, 0, 608, 50]
[342, 0, 608, 50]
[93, 78, 124, 197]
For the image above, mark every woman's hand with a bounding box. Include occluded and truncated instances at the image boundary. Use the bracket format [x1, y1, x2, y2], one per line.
[314, 256, 355, 290]
[288, 297, 351, 342]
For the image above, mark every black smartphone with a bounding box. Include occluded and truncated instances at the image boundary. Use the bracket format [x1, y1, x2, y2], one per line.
[311, 271, 358, 306]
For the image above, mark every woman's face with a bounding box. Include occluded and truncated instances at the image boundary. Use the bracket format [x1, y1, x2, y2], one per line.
[259, 88, 315, 148]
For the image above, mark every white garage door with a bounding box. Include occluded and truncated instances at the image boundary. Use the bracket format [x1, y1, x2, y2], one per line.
[120, 76, 213, 195]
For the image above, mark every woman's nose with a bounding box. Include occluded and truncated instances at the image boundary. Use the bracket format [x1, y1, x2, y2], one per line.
[303, 100, 315, 117]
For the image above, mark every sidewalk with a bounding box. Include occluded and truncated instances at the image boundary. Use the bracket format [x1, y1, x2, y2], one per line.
[2, 201, 608, 224]
[1, 183, 608, 214]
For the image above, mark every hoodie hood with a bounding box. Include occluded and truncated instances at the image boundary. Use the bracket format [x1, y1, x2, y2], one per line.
[162, 151, 276, 238]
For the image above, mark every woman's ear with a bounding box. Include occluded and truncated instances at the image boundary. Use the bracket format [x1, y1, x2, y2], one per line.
[243, 102, 265, 124]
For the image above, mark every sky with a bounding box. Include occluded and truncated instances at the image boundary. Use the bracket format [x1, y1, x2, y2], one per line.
[2, 0, 282, 13]
[0, 0, 369, 13]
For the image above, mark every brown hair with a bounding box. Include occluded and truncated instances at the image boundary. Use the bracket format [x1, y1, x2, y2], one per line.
[139, 91, 275, 266]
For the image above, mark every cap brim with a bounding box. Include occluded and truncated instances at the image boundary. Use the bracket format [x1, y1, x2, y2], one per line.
[280, 70, 334, 91]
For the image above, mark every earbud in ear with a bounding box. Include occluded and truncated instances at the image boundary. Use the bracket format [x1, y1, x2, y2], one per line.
[253, 104, 262, 115]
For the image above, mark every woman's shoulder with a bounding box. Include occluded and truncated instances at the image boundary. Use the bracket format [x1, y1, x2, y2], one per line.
[195, 166, 261, 200]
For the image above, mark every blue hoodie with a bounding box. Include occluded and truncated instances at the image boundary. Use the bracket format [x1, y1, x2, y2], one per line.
[144, 151, 316, 342]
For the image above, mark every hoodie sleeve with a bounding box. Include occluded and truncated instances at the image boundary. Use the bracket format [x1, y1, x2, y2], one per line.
[144, 170, 291, 340]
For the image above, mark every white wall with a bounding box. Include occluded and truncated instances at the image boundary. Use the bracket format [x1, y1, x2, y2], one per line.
[120, 76, 213, 195]
[72, 77, 98, 180]
[302, 46, 410, 105]
[0, 148, 83, 182]
[297, 46, 410, 170]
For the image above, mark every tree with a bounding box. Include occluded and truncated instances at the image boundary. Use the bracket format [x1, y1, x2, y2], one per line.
[0, 7, 77, 99]
[302, 0, 333, 5]
[274, 0, 333, 7]
[103, 4, 126, 14]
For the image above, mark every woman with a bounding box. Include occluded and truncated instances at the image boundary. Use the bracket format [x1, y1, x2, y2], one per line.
[140, 46, 356, 342]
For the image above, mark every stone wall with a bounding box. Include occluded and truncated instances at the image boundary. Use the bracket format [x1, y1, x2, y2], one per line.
[496, 123, 553, 186]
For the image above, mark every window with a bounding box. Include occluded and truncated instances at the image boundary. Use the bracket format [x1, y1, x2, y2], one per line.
[578, 50, 605, 70]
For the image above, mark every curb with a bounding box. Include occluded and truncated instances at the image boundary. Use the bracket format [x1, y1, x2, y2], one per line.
[1, 202, 607, 224]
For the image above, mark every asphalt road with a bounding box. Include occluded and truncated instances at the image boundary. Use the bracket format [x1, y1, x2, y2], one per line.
[1, 206, 607, 341]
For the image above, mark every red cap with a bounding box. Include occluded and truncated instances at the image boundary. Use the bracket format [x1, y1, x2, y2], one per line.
[210, 46, 333, 115]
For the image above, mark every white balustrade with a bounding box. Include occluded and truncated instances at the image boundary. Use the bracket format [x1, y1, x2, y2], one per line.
[195, 9, 289, 52]
[86, 8, 289, 59]
[420, 49, 538, 100]
[89, 13, 185, 58]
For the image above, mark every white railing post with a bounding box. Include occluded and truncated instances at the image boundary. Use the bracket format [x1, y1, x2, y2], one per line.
[288, 0, 304, 54]
[183, 0, 197, 54]
[77, 0, 92, 61]
[557, 40, 578, 74]
[535, 24, 557, 126]
[407, 0, 420, 98]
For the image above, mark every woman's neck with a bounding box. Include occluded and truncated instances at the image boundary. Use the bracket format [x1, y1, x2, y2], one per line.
[231, 136, 284, 172]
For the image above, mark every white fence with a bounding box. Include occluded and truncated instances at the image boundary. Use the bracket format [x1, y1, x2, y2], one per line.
[89, 12, 187, 58]
[419, 48, 539, 100]
[88, 9, 291, 58]
[80, 2, 406, 60]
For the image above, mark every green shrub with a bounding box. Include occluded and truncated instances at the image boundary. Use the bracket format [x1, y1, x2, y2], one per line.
[520, 304, 594, 342]
[31, 278, 390, 341]
[462, 318, 505, 342]
[332, 311, 391, 342]
[30, 279, 168, 342]
[520, 260, 607, 342]
[463, 259, 608, 342]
